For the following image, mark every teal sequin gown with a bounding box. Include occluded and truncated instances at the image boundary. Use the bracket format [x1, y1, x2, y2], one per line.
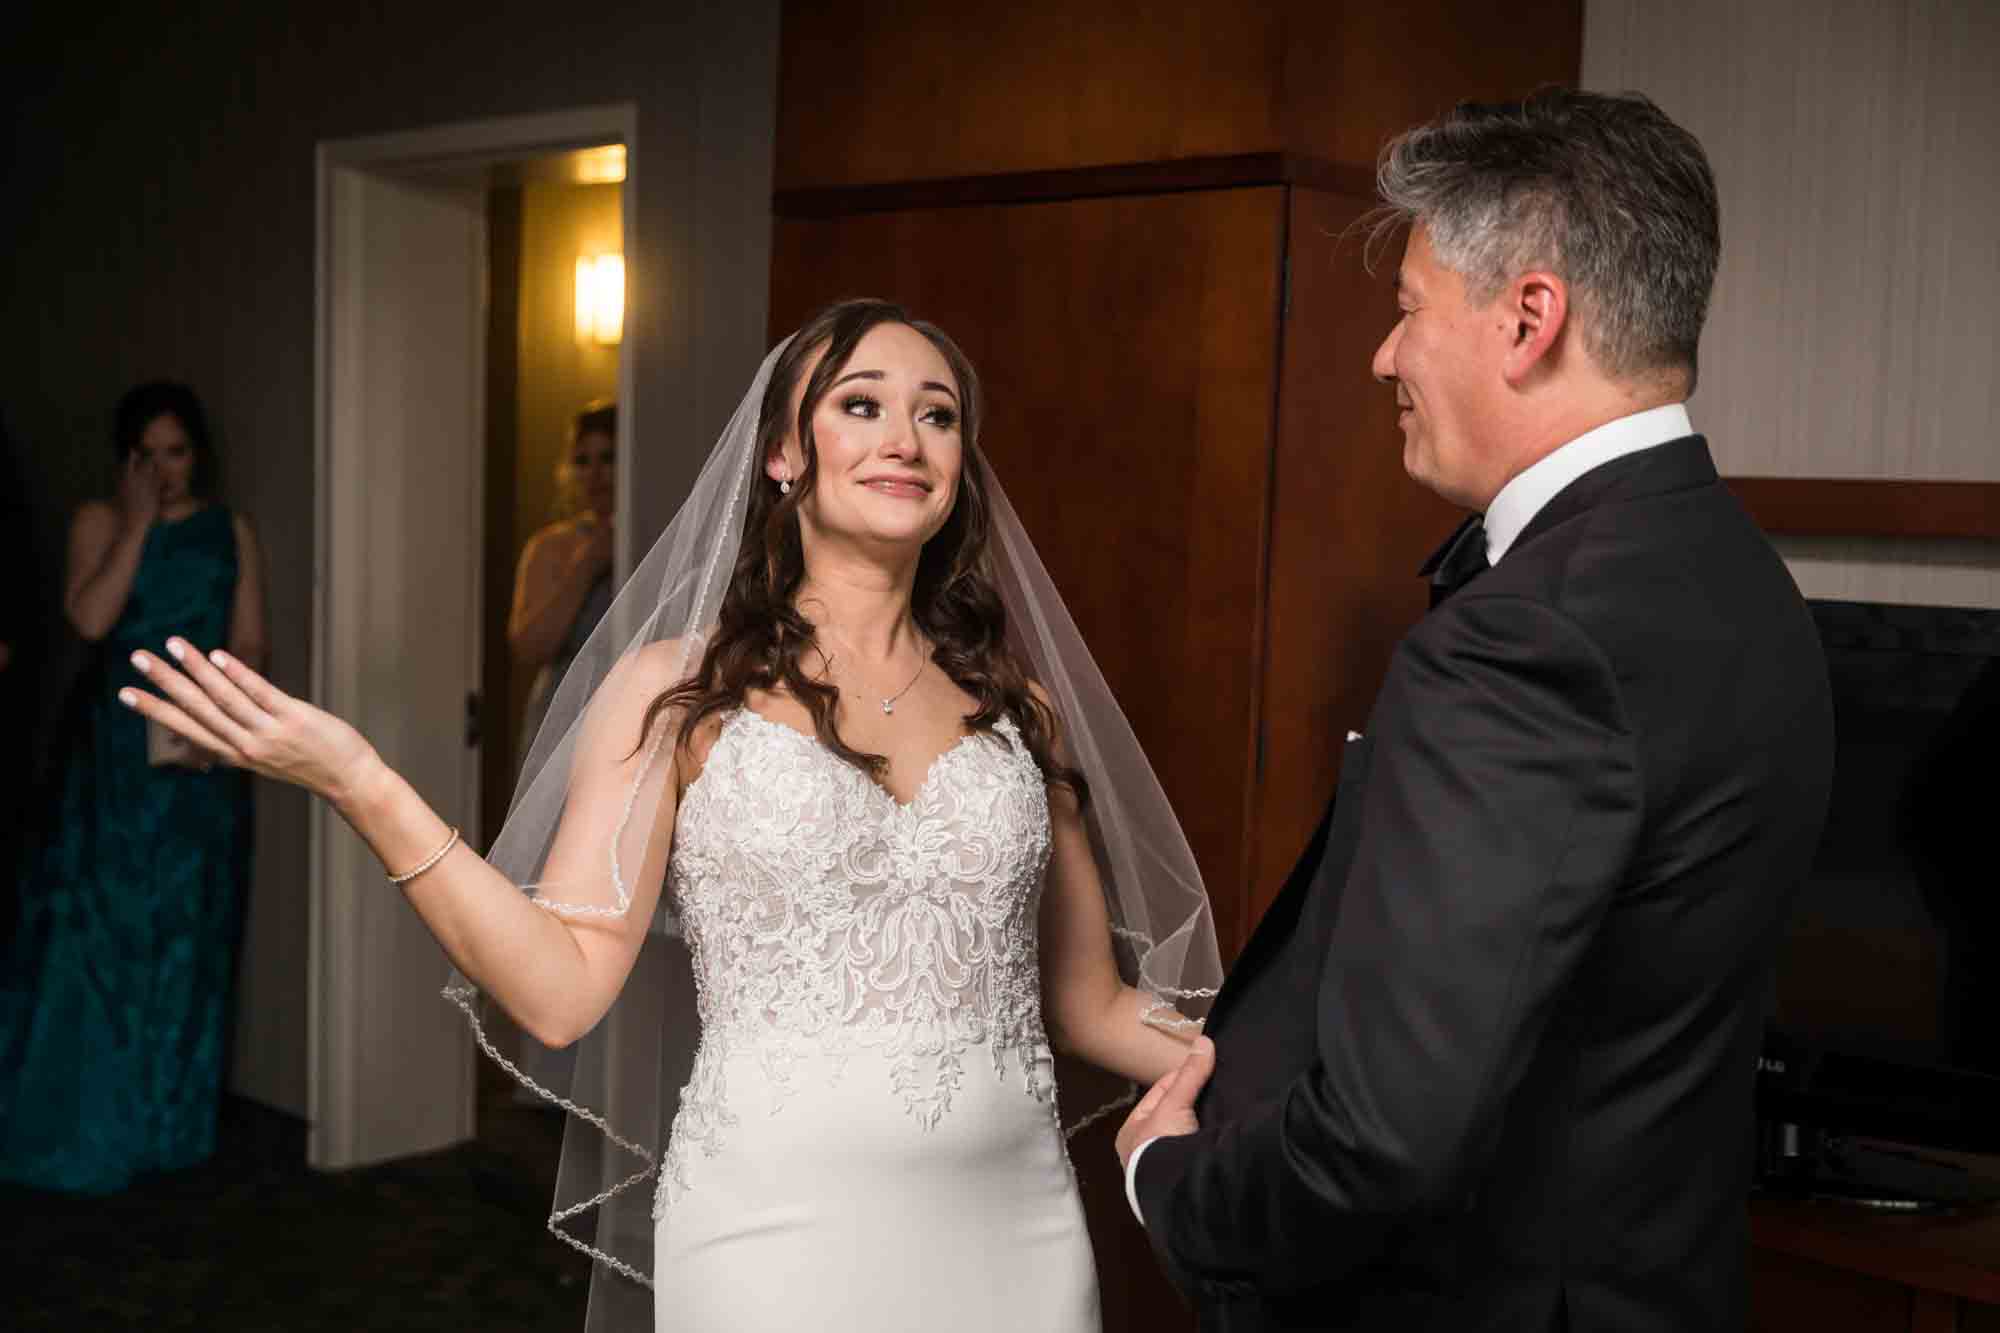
[0, 505, 251, 1193]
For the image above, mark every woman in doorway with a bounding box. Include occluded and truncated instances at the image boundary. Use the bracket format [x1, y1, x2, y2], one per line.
[0, 382, 266, 1194]
[121, 301, 1219, 1332]
[508, 401, 617, 772]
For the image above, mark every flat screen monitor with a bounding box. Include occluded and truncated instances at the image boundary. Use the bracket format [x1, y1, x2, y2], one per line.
[1757, 598, 2000, 1207]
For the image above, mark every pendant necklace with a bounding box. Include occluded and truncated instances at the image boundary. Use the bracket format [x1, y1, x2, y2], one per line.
[876, 654, 929, 715]
[816, 627, 931, 715]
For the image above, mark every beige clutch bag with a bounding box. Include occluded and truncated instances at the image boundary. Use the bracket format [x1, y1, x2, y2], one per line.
[146, 717, 214, 770]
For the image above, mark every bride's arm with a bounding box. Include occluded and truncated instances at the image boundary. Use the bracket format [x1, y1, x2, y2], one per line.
[1032, 675, 1200, 1084]
[1039, 782, 1198, 1085]
[122, 636, 686, 1049]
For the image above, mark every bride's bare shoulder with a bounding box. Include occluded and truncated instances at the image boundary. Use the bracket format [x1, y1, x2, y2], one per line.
[595, 638, 704, 711]
[605, 638, 730, 764]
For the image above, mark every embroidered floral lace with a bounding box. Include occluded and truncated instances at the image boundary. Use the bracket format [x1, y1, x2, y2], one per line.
[658, 710, 1057, 1214]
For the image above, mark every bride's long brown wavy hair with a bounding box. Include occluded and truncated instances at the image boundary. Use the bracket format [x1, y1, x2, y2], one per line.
[642, 298, 1086, 804]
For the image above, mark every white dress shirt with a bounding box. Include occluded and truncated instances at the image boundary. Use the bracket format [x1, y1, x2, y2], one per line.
[1481, 402, 1693, 564]
[1123, 402, 1696, 1227]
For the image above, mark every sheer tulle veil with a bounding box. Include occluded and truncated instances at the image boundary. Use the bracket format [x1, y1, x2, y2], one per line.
[447, 319, 1220, 1331]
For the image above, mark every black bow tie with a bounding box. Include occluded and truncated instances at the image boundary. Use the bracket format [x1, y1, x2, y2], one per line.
[1419, 515, 1489, 609]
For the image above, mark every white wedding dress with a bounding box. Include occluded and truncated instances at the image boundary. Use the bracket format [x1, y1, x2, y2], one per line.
[652, 708, 1099, 1332]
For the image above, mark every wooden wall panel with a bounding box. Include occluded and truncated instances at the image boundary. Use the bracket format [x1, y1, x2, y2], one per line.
[776, 0, 1585, 190]
[1279, 0, 1585, 169]
[775, 0, 1286, 189]
[1245, 187, 1459, 935]
[770, 188, 1286, 965]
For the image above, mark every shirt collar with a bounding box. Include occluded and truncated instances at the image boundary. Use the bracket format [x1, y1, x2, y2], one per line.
[1483, 402, 1693, 564]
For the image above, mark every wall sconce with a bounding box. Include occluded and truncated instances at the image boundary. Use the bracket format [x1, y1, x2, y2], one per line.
[573, 144, 627, 185]
[574, 254, 624, 346]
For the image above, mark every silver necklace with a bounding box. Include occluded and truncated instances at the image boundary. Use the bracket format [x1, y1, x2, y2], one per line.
[874, 655, 929, 715]
[815, 628, 931, 715]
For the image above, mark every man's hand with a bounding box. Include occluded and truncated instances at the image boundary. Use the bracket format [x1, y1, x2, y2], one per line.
[1117, 1035, 1215, 1170]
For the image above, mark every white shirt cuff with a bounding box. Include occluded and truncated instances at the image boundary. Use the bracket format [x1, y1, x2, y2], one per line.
[1125, 1135, 1162, 1226]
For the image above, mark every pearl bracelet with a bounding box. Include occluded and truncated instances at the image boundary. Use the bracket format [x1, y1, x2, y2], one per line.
[387, 827, 460, 885]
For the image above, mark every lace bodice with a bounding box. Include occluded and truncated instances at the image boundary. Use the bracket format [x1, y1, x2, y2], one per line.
[660, 708, 1057, 1206]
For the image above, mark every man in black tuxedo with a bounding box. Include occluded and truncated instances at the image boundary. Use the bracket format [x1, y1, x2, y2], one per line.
[1117, 90, 1835, 1332]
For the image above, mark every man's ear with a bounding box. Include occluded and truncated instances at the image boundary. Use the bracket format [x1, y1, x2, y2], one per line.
[1502, 271, 1569, 387]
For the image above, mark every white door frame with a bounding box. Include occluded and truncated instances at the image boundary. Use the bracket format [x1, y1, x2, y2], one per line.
[310, 103, 638, 1168]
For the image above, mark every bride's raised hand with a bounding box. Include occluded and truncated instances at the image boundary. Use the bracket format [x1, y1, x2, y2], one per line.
[121, 636, 384, 808]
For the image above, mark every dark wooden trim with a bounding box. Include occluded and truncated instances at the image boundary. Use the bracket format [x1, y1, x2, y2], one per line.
[1281, 155, 1384, 200]
[1727, 477, 2000, 541]
[1752, 1204, 2000, 1308]
[772, 153, 1376, 218]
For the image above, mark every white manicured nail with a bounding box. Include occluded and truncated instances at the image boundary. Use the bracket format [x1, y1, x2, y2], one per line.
[166, 640, 186, 661]
[210, 650, 231, 669]
[118, 689, 139, 707]
[130, 653, 150, 673]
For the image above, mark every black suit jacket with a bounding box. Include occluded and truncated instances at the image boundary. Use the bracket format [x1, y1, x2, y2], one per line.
[1137, 437, 1835, 1332]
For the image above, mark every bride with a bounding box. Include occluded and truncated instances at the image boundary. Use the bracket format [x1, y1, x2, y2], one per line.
[123, 299, 1220, 1331]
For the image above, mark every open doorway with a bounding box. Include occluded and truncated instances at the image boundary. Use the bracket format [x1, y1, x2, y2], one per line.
[313, 107, 635, 1170]
[477, 149, 627, 1117]
[480, 149, 626, 858]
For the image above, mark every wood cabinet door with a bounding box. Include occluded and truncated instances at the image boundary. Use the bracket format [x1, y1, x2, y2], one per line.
[772, 185, 1286, 955]
[771, 185, 1287, 1332]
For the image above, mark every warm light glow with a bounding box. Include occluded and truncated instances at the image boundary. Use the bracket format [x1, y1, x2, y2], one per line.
[574, 145, 627, 184]
[574, 254, 624, 346]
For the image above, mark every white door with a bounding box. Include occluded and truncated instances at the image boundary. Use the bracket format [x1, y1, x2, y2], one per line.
[311, 167, 484, 1168]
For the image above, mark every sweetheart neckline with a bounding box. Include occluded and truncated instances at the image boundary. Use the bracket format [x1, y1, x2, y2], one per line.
[693, 707, 1008, 813]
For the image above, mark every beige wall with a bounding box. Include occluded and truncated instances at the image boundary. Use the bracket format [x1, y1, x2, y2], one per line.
[1584, 0, 2000, 609]
[0, 2, 776, 1116]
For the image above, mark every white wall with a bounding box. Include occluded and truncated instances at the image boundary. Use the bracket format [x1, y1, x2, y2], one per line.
[0, 1, 778, 1115]
[1584, 0, 1999, 608]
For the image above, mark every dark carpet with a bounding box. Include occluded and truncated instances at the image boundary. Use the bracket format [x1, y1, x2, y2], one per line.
[1, 1091, 592, 1331]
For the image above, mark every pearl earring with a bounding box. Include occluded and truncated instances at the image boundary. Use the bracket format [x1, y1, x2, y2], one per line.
[779, 476, 792, 495]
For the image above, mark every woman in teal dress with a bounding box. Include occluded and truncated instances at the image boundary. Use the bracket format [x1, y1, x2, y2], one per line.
[0, 382, 267, 1193]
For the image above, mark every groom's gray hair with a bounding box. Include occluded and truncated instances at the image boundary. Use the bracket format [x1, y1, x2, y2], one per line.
[1373, 88, 1720, 391]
